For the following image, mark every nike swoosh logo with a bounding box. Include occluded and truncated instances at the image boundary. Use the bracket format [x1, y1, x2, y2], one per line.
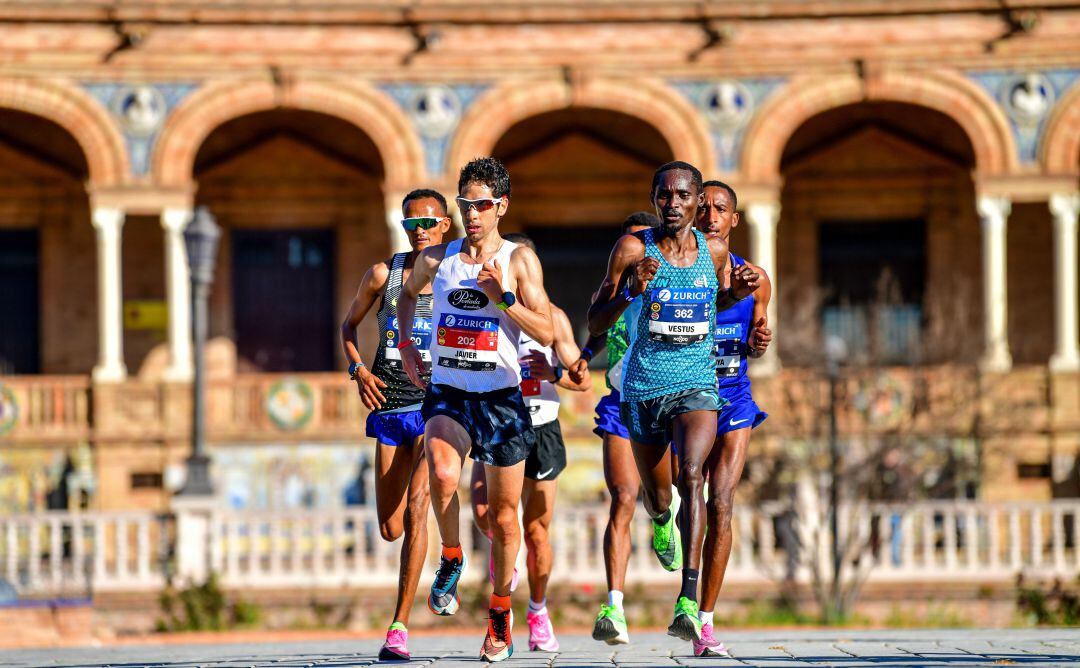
[729, 418, 749, 427]
[535, 467, 555, 479]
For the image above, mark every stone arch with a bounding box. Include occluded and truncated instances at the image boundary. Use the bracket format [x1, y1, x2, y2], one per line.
[741, 70, 1018, 184]
[445, 77, 715, 177]
[1042, 80, 1080, 175]
[153, 78, 425, 188]
[0, 77, 129, 186]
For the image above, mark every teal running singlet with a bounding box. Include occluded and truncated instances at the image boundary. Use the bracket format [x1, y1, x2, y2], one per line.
[622, 227, 718, 402]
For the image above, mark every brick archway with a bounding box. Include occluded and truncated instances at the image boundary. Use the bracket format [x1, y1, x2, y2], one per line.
[153, 79, 425, 189]
[1042, 81, 1080, 176]
[445, 77, 715, 178]
[741, 70, 1018, 184]
[0, 78, 129, 187]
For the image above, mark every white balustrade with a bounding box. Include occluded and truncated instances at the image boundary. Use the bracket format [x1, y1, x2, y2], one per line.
[1, 501, 1078, 598]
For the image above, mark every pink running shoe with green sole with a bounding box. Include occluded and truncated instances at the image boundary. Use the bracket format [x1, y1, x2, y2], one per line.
[526, 609, 559, 651]
[378, 622, 410, 661]
[693, 622, 731, 657]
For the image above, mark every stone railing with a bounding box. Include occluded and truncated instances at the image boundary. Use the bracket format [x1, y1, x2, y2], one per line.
[3, 500, 1078, 598]
[0, 376, 91, 445]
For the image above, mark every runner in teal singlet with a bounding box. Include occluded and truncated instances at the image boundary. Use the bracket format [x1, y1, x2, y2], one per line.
[587, 162, 759, 643]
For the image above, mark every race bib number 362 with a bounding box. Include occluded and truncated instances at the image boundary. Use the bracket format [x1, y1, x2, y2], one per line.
[646, 287, 713, 345]
[436, 313, 500, 371]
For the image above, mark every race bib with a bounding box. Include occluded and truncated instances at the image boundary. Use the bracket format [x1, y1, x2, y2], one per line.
[714, 322, 743, 378]
[520, 364, 542, 397]
[646, 287, 713, 345]
[436, 313, 500, 371]
[384, 316, 432, 362]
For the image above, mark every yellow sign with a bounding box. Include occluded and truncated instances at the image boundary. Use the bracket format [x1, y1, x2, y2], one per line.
[124, 300, 168, 330]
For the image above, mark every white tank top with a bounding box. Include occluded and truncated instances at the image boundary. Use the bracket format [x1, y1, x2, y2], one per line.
[430, 238, 524, 392]
[518, 332, 561, 426]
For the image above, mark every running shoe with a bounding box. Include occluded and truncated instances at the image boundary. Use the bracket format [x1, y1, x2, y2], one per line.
[488, 543, 520, 592]
[527, 608, 559, 651]
[693, 622, 731, 657]
[652, 511, 682, 571]
[667, 596, 702, 642]
[428, 551, 466, 616]
[591, 604, 630, 645]
[378, 622, 410, 661]
[480, 607, 514, 662]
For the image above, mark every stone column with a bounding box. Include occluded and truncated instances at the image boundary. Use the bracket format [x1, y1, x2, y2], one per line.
[745, 201, 781, 377]
[977, 196, 1012, 373]
[384, 191, 411, 254]
[162, 208, 194, 382]
[91, 207, 127, 383]
[1049, 193, 1080, 373]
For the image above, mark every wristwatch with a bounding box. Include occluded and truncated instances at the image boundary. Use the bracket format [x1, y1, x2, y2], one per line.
[553, 366, 564, 382]
[348, 361, 364, 379]
[496, 291, 517, 311]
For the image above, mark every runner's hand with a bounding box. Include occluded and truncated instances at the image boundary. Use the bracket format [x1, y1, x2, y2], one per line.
[629, 257, 660, 297]
[523, 350, 556, 382]
[568, 357, 590, 384]
[354, 367, 388, 410]
[749, 316, 772, 354]
[730, 263, 760, 300]
[477, 259, 505, 302]
[400, 343, 427, 389]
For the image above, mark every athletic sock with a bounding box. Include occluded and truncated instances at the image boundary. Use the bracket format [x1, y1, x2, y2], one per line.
[389, 620, 407, 632]
[528, 597, 547, 615]
[607, 590, 624, 610]
[699, 610, 714, 626]
[680, 568, 700, 602]
[490, 593, 512, 611]
[654, 509, 671, 524]
[442, 544, 463, 561]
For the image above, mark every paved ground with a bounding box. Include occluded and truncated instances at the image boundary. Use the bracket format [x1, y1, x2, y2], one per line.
[3, 630, 1080, 667]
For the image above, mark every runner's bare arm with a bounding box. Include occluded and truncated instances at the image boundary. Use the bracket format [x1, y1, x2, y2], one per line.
[587, 234, 647, 336]
[478, 245, 554, 347]
[396, 244, 445, 388]
[709, 235, 760, 311]
[551, 306, 591, 391]
[568, 331, 606, 384]
[746, 264, 772, 358]
[340, 261, 391, 408]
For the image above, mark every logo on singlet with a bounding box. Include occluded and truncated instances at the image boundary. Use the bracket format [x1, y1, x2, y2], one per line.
[448, 289, 488, 311]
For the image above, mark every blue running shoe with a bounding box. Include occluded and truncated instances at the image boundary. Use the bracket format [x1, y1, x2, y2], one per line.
[428, 551, 466, 616]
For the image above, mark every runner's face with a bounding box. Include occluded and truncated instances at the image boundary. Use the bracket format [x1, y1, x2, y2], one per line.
[696, 186, 739, 239]
[652, 170, 703, 235]
[458, 182, 506, 243]
[402, 197, 451, 252]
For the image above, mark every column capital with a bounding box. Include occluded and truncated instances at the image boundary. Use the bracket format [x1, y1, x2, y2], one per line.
[745, 200, 781, 228]
[1050, 192, 1080, 222]
[976, 195, 1011, 227]
[91, 206, 125, 231]
[161, 207, 193, 233]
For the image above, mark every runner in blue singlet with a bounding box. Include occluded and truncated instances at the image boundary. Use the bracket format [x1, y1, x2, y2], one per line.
[691, 180, 774, 658]
[587, 162, 760, 645]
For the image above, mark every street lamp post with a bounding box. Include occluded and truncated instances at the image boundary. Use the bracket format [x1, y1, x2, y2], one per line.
[178, 206, 221, 497]
[823, 334, 848, 622]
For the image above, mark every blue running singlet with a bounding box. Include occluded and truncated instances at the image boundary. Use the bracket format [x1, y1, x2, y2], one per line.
[714, 252, 755, 393]
[622, 227, 719, 402]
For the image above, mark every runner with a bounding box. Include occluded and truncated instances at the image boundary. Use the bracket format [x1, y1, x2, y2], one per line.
[569, 212, 662, 646]
[587, 161, 759, 643]
[693, 180, 773, 657]
[339, 188, 452, 661]
[471, 232, 592, 653]
[396, 157, 555, 663]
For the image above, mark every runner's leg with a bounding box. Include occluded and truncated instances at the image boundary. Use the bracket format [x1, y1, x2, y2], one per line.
[603, 433, 640, 593]
[425, 416, 470, 548]
[700, 427, 751, 611]
[485, 461, 527, 596]
[521, 478, 556, 603]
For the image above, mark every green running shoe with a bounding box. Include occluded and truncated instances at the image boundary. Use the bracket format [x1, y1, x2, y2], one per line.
[651, 511, 682, 571]
[667, 596, 702, 642]
[591, 604, 630, 645]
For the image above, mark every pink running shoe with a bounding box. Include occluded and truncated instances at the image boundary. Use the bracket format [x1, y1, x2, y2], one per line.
[487, 543, 520, 592]
[378, 622, 410, 661]
[527, 609, 560, 652]
[693, 623, 730, 657]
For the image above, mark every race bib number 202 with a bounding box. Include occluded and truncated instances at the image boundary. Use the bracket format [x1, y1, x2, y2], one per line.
[436, 313, 500, 371]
